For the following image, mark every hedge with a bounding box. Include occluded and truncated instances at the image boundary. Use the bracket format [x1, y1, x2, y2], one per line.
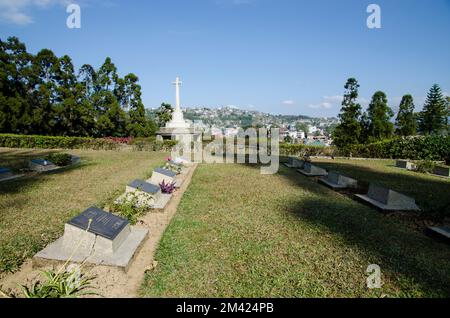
[279, 143, 335, 157]
[0, 134, 121, 150]
[347, 136, 450, 161]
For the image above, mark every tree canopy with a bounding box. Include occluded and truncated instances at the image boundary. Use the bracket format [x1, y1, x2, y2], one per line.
[0, 36, 156, 137]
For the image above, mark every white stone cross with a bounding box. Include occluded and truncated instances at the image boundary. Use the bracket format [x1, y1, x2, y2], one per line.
[172, 77, 182, 112]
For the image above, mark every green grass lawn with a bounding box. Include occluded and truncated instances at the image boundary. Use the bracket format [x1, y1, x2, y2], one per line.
[141, 162, 450, 298]
[0, 148, 167, 274]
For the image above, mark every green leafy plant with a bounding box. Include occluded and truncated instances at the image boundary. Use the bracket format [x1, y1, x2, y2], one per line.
[112, 193, 148, 224]
[19, 268, 96, 298]
[45, 153, 73, 167]
[415, 160, 436, 174]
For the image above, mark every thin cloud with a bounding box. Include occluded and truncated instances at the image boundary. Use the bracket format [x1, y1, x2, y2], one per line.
[282, 100, 295, 106]
[308, 95, 343, 109]
[0, 0, 85, 25]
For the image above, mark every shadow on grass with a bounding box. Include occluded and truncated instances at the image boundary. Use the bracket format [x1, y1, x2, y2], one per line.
[310, 160, 450, 216]
[239, 161, 450, 296]
[0, 161, 96, 196]
[284, 195, 450, 297]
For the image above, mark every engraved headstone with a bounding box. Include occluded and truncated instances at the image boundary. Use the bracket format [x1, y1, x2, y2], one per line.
[0, 167, 13, 180]
[433, 166, 450, 178]
[319, 171, 358, 189]
[149, 167, 177, 186]
[284, 157, 304, 169]
[297, 162, 328, 177]
[396, 160, 416, 171]
[34, 207, 148, 270]
[355, 183, 420, 211]
[29, 159, 58, 172]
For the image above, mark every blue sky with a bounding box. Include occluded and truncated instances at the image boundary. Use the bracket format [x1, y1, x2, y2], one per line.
[0, 0, 449, 117]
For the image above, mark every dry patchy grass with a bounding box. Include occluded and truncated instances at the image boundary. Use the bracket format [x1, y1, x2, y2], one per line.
[0, 148, 168, 274]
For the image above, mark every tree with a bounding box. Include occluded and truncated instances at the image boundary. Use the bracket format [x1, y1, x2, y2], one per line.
[418, 84, 447, 135]
[156, 103, 173, 127]
[333, 78, 362, 149]
[0, 37, 154, 137]
[366, 91, 394, 141]
[395, 94, 417, 136]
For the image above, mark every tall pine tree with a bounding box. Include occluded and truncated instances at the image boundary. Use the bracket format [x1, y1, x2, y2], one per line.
[395, 94, 417, 136]
[418, 84, 447, 135]
[333, 78, 362, 149]
[366, 91, 394, 141]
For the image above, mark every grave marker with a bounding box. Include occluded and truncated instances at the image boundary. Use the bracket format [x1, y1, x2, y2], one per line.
[297, 162, 328, 177]
[319, 171, 358, 189]
[34, 207, 148, 271]
[355, 183, 420, 212]
[29, 159, 58, 172]
[149, 167, 177, 186]
[396, 160, 416, 171]
[433, 166, 450, 178]
[426, 226, 450, 244]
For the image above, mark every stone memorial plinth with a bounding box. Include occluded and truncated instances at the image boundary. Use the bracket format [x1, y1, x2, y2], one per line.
[71, 155, 81, 165]
[426, 226, 450, 244]
[0, 167, 23, 182]
[121, 179, 171, 209]
[34, 207, 148, 271]
[432, 166, 450, 178]
[355, 183, 420, 212]
[319, 171, 358, 190]
[297, 162, 328, 177]
[396, 160, 416, 171]
[29, 159, 59, 172]
[284, 157, 304, 169]
[174, 157, 194, 167]
[148, 167, 179, 187]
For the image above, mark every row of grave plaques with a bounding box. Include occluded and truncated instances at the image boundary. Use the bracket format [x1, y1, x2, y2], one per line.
[34, 157, 193, 271]
[1, 155, 82, 183]
[396, 159, 450, 178]
[285, 156, 449, 244]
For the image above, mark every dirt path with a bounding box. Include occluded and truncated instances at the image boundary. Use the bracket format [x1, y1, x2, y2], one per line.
[0, 164, 198, 298]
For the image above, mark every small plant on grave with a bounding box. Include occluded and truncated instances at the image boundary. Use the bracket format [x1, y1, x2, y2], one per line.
[111, 192, 148, 225]
[163, 161, 182, 174]
[45, 153, 73, 167]
[415, 160, 436, 174]
[17, 267, 96, 298]
[159, 180, 177, 194]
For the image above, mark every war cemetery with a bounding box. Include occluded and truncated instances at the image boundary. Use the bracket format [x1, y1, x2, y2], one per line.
[0, 2, 449, 304]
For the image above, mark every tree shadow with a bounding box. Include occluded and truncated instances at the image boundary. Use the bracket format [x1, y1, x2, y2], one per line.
[238, 161, 450, 296]
[0, 161, 95, 196]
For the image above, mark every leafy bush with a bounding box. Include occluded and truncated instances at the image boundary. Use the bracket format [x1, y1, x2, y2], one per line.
[131, 137, 178, 152]
[111, 193, 148, 225]
[45, 153, 73, 166]
[104, 137, 134, 144]
[0, 134, 119, 150]
[159, 180, 176, 194]
[415, 160, 436, 174]
[279, 143, 336, 157]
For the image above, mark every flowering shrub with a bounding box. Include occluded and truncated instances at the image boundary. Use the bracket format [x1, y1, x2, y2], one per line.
[159, 180, 176, 194]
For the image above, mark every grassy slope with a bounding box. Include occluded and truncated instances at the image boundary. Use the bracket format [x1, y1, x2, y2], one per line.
[141, 163, 450, 298]
[0, 148, 167, 274]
